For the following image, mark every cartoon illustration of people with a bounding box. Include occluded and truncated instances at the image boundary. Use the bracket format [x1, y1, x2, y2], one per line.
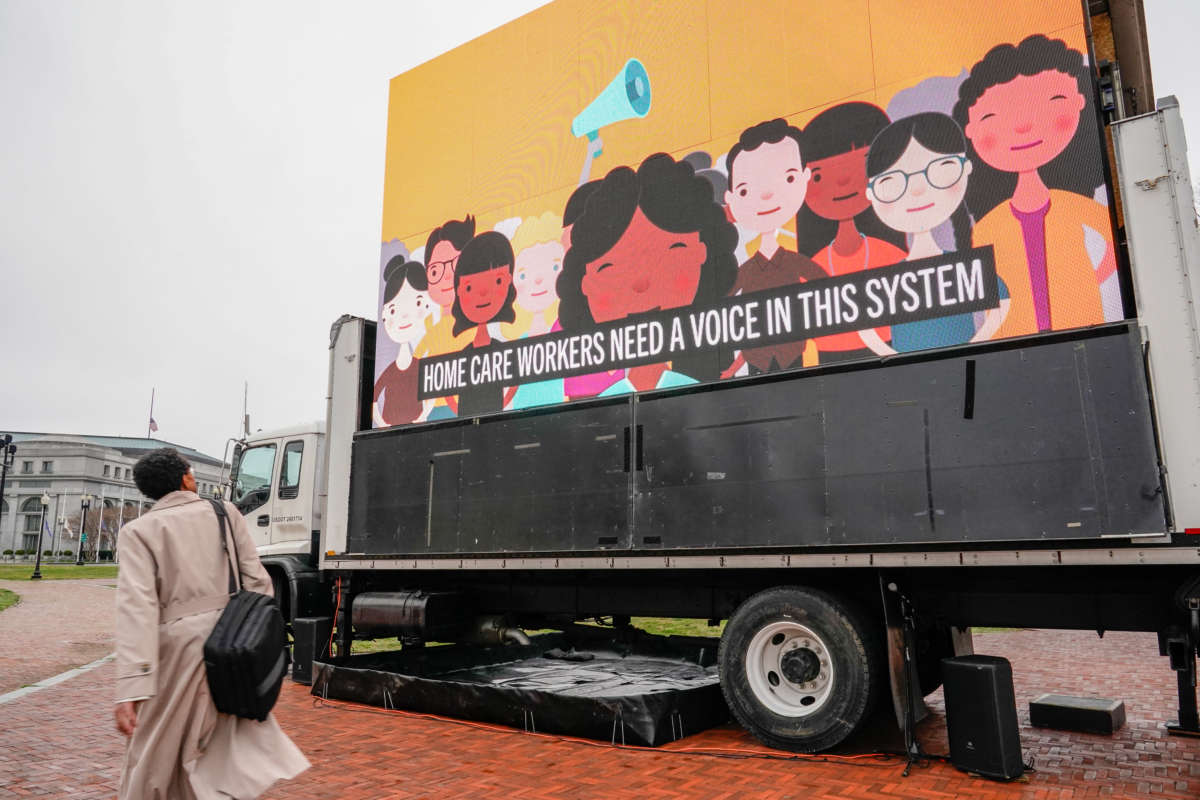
[450, 231, 518, 416]
[797, 102, 908, 361]
[414, 215, 476, 419]
[953, 34, 1117, 338]
[372, 258, 436, 426]
[557, 181, 626, 399]
[557, 152, 738, 395]
[500, 212, 567, 410]
[721, 119, 828, 377]
[865, 112, 1010, 352]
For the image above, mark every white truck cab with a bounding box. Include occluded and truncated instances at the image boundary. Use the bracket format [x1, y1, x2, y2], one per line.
[229, 421, 327, 622]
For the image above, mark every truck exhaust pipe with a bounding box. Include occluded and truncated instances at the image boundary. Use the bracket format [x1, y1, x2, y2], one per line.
[464, 614, 531, 646]
[350, 592, 529, 646]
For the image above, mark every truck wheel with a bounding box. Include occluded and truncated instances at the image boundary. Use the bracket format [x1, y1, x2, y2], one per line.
[718, 586, 883, 753]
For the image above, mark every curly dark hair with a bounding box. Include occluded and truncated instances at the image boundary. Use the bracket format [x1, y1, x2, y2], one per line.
[726, 118, 805, 188]
[952, 34, 1103, 218]
[557, 152, 738, 331]
[133, 448, 191, 501]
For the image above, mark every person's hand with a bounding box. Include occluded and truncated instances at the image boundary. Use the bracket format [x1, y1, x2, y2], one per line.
[115, 701, 139, 737]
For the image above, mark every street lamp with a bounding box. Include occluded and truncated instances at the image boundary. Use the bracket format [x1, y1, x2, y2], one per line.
[30, 492, 50, 580]
[0, 435, 15, 552]
[76, 493, 93, 566]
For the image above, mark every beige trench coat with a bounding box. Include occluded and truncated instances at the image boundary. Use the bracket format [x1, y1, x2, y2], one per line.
[115, 490, 310, 799]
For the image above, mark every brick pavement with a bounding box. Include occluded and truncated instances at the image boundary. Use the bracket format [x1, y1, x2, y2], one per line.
[0, 628, 1197, 798]
[0, 578, 116, 694]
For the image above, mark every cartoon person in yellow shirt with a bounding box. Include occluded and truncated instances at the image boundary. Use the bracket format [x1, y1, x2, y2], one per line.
[954, 34, 1118, 339]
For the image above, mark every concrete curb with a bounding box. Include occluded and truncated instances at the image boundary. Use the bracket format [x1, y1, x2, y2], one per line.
[0, 652, 115, 705]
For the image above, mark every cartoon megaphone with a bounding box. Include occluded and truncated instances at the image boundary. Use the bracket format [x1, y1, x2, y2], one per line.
[571, 58, 651, 157]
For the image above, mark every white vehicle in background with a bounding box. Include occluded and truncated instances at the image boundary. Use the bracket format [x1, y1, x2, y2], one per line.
[227, 422, 328, 624]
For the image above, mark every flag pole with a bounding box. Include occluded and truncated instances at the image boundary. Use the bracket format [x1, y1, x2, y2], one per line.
[147, 388, 155, 438]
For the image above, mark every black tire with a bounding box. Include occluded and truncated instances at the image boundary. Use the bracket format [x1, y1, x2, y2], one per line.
[718, 585, 885, 753]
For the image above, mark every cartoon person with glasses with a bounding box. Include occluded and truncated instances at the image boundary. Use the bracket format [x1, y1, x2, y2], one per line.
[414, 215, 476, 419]
[866, 113, 1009, 352]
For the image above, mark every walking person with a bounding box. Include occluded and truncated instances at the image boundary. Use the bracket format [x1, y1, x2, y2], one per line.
[114, 448, 309, 798]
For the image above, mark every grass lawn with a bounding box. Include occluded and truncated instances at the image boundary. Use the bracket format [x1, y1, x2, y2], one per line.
[0, 588, 17, 613]
[634, 617, 724, 638]
[0, 564, 118, 581]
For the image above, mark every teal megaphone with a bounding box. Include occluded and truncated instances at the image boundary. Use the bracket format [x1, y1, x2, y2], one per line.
[570, 58, 651, 157]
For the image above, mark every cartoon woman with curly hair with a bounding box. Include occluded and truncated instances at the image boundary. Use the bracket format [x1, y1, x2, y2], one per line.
[954, 34, 1118, 338]
[557, 153, 738, 395]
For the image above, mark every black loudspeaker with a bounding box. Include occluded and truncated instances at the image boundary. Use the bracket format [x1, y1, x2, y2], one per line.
[941, 655, 1024, 780]
[292, 616, 333, 685]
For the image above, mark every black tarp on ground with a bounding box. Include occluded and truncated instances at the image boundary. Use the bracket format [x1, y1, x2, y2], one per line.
[311, 629, 727, 746]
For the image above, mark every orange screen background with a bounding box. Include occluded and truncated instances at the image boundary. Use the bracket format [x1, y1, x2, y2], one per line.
[379, 0, 1089, 251]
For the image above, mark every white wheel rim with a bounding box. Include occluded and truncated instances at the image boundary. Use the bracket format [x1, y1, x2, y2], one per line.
[744, 620, 834, 718]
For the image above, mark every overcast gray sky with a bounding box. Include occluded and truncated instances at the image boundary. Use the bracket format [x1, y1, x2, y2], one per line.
[1, 0, 1196, 460]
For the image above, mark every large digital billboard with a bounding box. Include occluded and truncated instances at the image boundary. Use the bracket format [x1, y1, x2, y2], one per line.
[372, 0, 1121, 427]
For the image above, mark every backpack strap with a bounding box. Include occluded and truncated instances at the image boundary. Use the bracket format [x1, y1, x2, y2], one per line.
[208, 498, 241, 595]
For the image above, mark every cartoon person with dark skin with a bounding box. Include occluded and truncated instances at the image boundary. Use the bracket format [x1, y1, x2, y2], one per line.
[865, 112, 1010, 352]
[721, 119, 828, 378]
[954, 34, 1117, 339]
[372, 258, 435, 426]
[797, 102, 908, 362]
[557, 180, 627, 399]
[415, 215, 476, 418]
[450, 231, 517, 416]
[558, 153, 738, 395]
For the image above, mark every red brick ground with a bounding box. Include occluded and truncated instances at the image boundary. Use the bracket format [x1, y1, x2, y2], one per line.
[0, 578, 116, 694]
[0, 629, 1197, 798]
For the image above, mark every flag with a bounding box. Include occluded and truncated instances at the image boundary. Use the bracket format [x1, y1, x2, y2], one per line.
[149, 416, 158, 433]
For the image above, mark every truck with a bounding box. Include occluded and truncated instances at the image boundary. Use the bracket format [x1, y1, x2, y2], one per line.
[229, 0, 1200, 754]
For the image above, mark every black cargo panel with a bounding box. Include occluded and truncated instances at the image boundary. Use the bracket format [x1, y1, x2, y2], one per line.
[348, 326, 1165, 556]
[348, 399, 630, 555]
[634, 328, 1163, 548]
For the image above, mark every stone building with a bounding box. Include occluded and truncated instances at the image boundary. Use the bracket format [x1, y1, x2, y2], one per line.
[0, 433, 225, 556]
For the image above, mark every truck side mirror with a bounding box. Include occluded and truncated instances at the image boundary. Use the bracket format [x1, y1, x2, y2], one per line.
[230, 442, 244, 486]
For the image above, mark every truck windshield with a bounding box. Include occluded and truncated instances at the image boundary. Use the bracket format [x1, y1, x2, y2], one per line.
[232, 443, 277, 514]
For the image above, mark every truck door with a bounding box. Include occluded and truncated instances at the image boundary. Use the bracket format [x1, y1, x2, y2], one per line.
[231, 442, 277, 548]
[272, 438, 310, 548]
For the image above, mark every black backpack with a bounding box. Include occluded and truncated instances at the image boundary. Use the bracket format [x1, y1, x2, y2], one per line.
[202, 498, 288, 721]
